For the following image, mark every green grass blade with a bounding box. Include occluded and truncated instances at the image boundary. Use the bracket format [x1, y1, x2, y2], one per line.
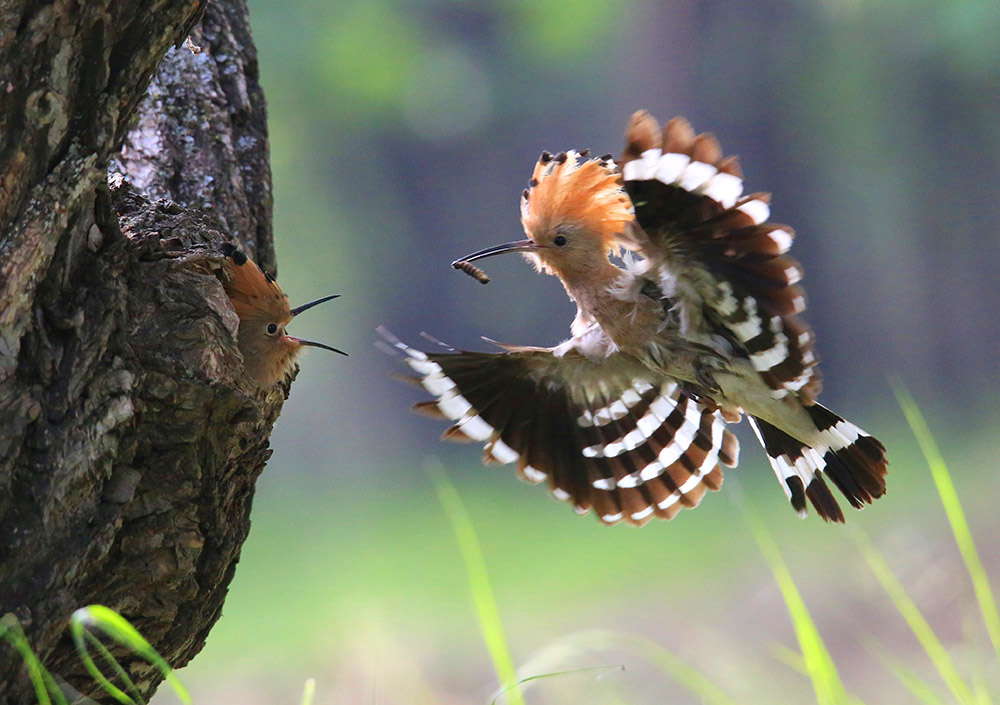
[894, 384, 1000, 662]
[300, 677, 316, 705]
[854, 531, 975, 705]
[595, 631, 742, 705]
[489, 665, 624, 705]
[70, 605, 192, 705]
[83, 629, 145, 704]
[865, 637, 947, 705]
[538, 630, 740, 705]
[0, 613, 67, 705]
[769, 642, 808, 676]
[748, 515, 851, 705]
[1, 614, 51, 705]
[428, 464, 525, 705]
[69, 624, 134, 705]
[973, 676, 992, 705]
[970, 666, 991, 705]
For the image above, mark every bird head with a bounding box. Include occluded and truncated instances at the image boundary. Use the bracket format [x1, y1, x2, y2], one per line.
[453, 150, 633, 284]
[221, 244, 346, 387]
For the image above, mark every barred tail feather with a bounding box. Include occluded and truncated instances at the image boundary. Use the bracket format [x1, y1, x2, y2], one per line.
[749, 416, 843, 522]
[806, 404, 888, 507]
[750, 405, 887, 522]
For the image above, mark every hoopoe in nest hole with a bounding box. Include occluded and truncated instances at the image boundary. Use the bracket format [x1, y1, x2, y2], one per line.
[381, 111, 887, 525]
[221, 243, 346, 387]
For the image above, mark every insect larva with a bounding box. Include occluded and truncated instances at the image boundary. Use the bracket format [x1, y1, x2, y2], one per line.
[452, 260, 490, 285]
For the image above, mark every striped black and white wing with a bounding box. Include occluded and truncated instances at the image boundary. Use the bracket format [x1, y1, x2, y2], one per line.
[618, 111, 821, 404]
[380, 328, 739, 526]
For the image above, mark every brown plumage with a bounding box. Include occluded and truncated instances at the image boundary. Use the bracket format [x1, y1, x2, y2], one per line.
[220, 243, 346, 387]
[383, 111, 887, 525]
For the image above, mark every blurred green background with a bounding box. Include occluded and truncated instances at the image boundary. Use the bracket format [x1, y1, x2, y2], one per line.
[158, 0, 1000, 702]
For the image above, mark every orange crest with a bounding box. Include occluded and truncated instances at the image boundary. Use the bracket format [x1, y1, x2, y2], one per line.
[221, 246, 292, 325]
[520, 150, 633, 253]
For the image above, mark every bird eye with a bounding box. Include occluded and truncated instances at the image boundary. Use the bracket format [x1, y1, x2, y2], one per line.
[266, 323, 278, 335]
[553, 235, 567, 247]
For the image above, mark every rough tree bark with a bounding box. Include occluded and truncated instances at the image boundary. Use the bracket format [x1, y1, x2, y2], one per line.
[0, 0, 286, 701]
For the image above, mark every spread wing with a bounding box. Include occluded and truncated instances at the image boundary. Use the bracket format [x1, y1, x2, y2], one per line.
[379, 327, 739, 526]
[618, 111, 821, 404]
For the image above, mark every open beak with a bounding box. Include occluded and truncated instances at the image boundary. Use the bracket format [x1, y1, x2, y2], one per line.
[451, 239, 542, 266]
[290, 294, 340, 316]
[287, 336, 348, 356]
[288, 294, 347, 355]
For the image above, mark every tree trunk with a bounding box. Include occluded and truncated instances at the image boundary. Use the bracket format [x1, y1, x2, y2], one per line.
[0, 0, 285, 701]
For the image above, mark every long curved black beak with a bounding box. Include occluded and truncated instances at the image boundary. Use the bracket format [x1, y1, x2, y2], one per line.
[288, 337, 348, 356]
[290, 294, 340, 316]
[451, 239, 542, 266]
[288, 295, 346, 355]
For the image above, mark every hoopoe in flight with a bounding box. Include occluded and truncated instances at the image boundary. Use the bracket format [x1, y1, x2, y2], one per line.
[221, 243, 346, 386]
[382, 111, 887, 525]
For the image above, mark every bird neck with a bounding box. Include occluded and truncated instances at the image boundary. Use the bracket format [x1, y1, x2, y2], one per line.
[556, 259, 621, 311]
[557, 261, 664, 356]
